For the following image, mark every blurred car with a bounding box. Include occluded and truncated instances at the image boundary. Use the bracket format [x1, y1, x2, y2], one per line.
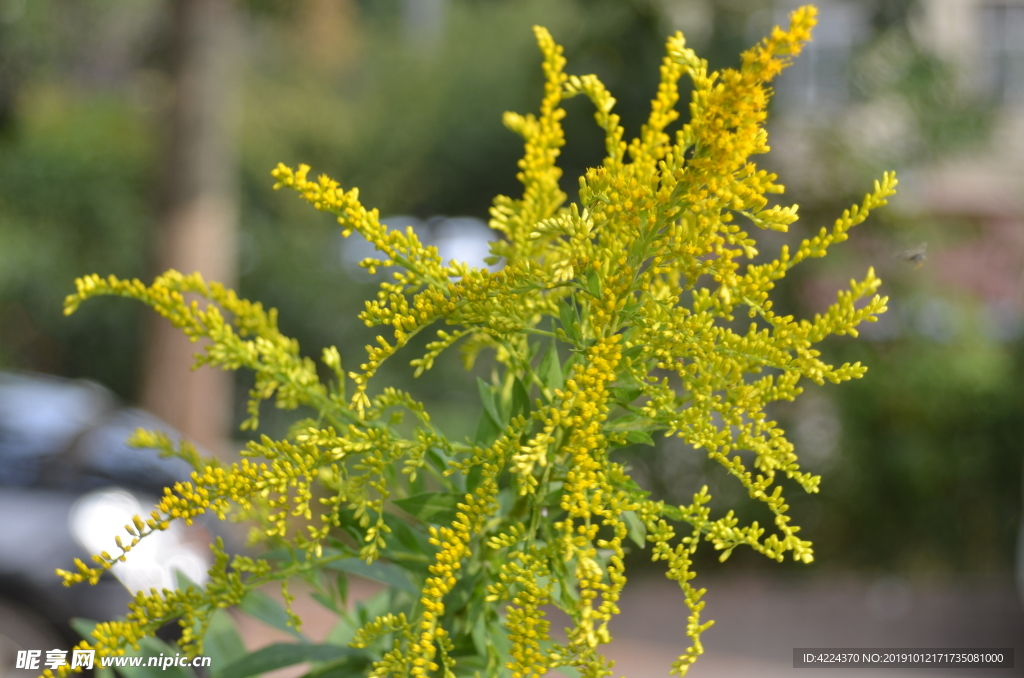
[0, 371, 214, 677]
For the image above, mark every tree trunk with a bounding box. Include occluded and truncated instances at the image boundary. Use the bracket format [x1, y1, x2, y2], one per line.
[142, 0, 240, 456]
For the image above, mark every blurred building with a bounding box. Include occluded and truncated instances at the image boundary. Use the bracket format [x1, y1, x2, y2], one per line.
[759, 0, 1024, 579]
[763, 0, 1024, 340]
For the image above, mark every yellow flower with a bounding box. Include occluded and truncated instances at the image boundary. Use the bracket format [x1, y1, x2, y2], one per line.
[61, 7, 892, 677]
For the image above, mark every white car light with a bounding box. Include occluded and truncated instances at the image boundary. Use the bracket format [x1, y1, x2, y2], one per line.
[69, 488, 208, 593]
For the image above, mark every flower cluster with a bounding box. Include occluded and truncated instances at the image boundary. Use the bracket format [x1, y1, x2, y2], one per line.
[57, 6, 894, 678]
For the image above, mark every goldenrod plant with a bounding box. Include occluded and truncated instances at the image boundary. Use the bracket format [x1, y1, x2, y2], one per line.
[56, 6, 895, 678]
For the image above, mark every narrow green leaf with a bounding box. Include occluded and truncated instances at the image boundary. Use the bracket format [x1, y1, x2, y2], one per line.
[472, 407, 501, 447]
[299, 653, 373, 678]
[216, 644, 355, 678]
[464, 579, 488, 641]
[174, 570, 202, 592]
[609, 472, 648, 496]
[445, 565, 479, 612]
[424, 446, 451, 474]
[324, 615, 358, 648]
[619, 297, 641, 319]
[541, 482, 565, 510]
[585, 269, 601, 298]
[354, 590, 392, 625]
[554, 664, 582, 678]
[605, 413, 651, 431]
[466, 463, 483, 493]
[70, 617, 98, 639]
[661, 504, 687, 521]
[476, 377, 503, 427]
[393, 491, 460, 524]
[380, 512, 434, 557]
[558, 299, 575, 335]
[449, 655, 487, 678]
[538, 341, 564, 391]
[335, 571, 349, 607]
[310, 590, 338, 614]
[238, 590, 307, 641]
[426, 446, 463, 491]
[471, 614, 490, 658]
[407, 463, 426, 494]
[608, 386, 641, 407]
[624, 429, 655, 446]
[558, 300, 581, 343]
[627, 237, 646, 269]
[623, 511, 647, 547]
[324, 558, 419, 594]
[204, 609, 247, 672]
[621, 344, 645, 360]
[511, 377, 531, 419]
[554, 565, 580, 610]
[562, 349, 581, 375]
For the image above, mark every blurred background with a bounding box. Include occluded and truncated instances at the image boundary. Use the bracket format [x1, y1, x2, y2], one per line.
[0, 0, 1022, 676]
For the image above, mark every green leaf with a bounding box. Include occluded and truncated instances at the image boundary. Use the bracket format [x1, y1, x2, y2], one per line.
[324, 614, 358, 648]
[426, 446, 463, 492]
[476, 377, 503, 427]
[608, 386, 641, 407]
[626, 221, 657, 269]
[624, 429, 655, 446]
[511, 377, 531, 419]
[562, 349, 581, 375]
[558, 299, 575, 334]
[394, 491, 460, 524]
[619, 297, 641, 320]
[425, 446, 453, 474]
[324, 558, 419, 594]
[621, 344, 645, 360]
[464, 577, 489, 640]
[380, 512, 434, 557]
[471, 613, 490, 658]
[557, 299, 581, 344]
[174, 570, 202, 592]
[407, 464, 426, 495]
[662, 504, 687, 521]
[310, 590, 338, 614]
[299, 653, 373, 678]
[554, 569, 579, 610]
[335, 571, 349, 607]
[204, 609, 247, 671]
[354, 590, 392, 625]
[215, 644, 356, 678]
[585, 269, 601, 298]
[623, 511, 647, 547]
[444, 567, 478, 616]
[332, 510, 367, 546]
[541, 481, 565, 510]
[605, 412, 653, 432]
[538, 341, 564, 391]
[608, 471, 646, 495]
[472, 408, 501, 447]
[449, 655, 487, 678]
[554, 664, 582, 678]
[238, 590, 307, 641]
[70, 617, 98, 639]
